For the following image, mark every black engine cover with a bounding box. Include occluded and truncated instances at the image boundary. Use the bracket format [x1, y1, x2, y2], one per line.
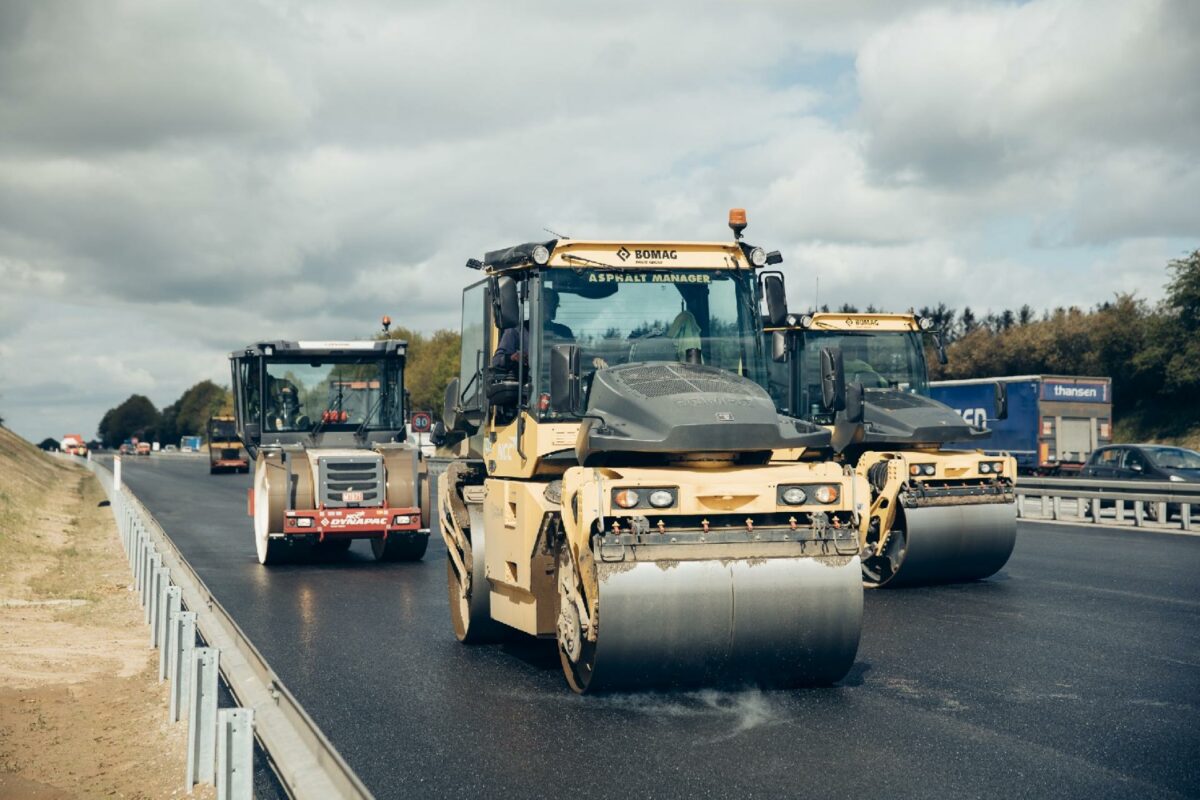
[577, 362, 830, 466]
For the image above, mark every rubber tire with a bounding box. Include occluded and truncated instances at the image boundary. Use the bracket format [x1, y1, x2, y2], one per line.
[371, 533, 428, 562]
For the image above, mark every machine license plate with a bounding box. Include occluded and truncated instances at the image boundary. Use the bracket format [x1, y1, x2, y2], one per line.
[342, 490, 364, 502]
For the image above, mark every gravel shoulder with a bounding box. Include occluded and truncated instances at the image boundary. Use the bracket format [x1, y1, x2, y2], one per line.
[0, 429, 212, 799]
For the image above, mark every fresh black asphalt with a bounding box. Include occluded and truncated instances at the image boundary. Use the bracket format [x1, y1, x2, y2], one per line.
[106, 455, 1200, 799]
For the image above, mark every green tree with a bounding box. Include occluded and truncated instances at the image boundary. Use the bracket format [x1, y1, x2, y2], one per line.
[97, 395, 160, 447]
[380, 327, 462, 422]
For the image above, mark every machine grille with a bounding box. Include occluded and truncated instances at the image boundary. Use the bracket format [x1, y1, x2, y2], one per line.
[318, 455, 385, 508]
[617, 364, 759, 399]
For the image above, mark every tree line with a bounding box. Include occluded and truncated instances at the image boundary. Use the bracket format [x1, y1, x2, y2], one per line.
[96, 380, 232, 448]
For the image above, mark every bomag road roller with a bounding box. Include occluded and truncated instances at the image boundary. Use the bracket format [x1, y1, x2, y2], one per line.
[765, 311, 1016, 587]
[434, 210, 867, 693]
[207, 415, 249, 474]
[229, 338, 429, 565]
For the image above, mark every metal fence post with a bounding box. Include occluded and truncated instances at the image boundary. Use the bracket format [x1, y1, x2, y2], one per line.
[137, 540, 152, 600]
[146, 556, 165, 623]
[186, 647, 220, 789]
[159, 586, 182, 678]
[170, 611, 198, 722]
[216, 709, 255, 800]
[151, 567, 169, 647]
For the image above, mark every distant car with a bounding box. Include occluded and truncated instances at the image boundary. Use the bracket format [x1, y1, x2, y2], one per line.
[119, 444, 133, 455]
[1080, 444, 1200, 521]
[163, 444, 178, 452]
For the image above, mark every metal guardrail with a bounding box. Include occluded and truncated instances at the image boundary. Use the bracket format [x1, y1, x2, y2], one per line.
[75, 454, 374, 799]
[1015, 476, 1198, 532]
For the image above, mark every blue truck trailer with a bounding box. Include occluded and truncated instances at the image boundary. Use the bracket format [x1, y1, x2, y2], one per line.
[930, 375, 1113, 475]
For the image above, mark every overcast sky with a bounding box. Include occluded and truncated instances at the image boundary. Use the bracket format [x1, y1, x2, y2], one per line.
[1, 0, 1197, 441]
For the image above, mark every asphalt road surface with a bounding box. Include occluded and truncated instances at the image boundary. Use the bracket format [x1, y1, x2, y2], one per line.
[105, 454, 1200, 799]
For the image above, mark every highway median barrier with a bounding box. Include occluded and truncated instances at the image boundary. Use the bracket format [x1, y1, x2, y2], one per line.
[1016, 476, 1198, 533]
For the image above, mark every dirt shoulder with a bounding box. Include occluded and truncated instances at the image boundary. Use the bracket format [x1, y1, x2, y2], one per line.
[0, 428, 212, 799]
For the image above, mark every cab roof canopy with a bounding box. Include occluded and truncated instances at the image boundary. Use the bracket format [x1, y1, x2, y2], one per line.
[474, 238, 766, 273]
[230, 339, 406, 359]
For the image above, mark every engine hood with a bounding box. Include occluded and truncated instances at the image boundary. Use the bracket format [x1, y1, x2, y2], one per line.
[832, 389, 989, 453]
[577, 362, 830, 466]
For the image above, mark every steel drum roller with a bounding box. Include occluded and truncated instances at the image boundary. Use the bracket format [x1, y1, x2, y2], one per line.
[874, 503, 1017, 588]
[580, 554, 863, 691]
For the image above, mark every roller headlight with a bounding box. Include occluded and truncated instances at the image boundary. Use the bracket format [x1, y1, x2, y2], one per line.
[814, 485, 839, 504]
[749, 247, 767, 267]
[531, 244, 551, 265]
[910, 464, 935, 477]
[918, 316, 935, 331]
[295, 517, 314, 528]
[781, 487, 807, 505]
[648, 489, 675, 508]
[393, 514, 413, 525]
[799, 314, 814, 328]
[613, 489, 640, 509]
[979, 462, 992, 474]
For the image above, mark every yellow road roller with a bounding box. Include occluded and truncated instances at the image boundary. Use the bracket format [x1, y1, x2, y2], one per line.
[435, 211, 866, 692]
[765, 312, 1017, 587]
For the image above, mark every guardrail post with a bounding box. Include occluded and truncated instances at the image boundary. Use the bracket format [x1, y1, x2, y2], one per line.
[1015, 493, 1024, 518]
[1133, 501, 1145, 528]
[1076, 497, 1086, 520]
[114, 455, 122, 490]
[215, 709, 255, 800]
[1156, 502, 1167, 526]
[186, 647, 220, 789]
[149, 565, 164, 642]
[159, 586, 182, 677]
[170, 611, 198, 722]
[152, 567, 171, 647]
[1115, 500, 1125, 524]
[145, 554, 163, 624]
[1183, 504, 1193, 532]
[1040, 494, 1049, 518]
[1051, 496, 1061, 521]
[137, 539, 152, 600]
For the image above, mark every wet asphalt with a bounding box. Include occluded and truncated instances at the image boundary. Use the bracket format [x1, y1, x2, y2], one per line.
[104, 454, 1200, 799]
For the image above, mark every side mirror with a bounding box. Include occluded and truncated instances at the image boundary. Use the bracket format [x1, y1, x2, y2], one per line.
[763, 274, 788, 327]
[1130, 461, 1144, 472]
[429, 421, 446, 446]
[494, 276, 520, 330]
[820, 347, 847, 412]
[845, 382, 865, 424]
[549, 344, 581, 413]
[244, 422, 260, 442]
[442, 378, 461, 432]
[771, 330, 789, 363]
[935, 332, 949, 366]
[994, 381, 1009, 421]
